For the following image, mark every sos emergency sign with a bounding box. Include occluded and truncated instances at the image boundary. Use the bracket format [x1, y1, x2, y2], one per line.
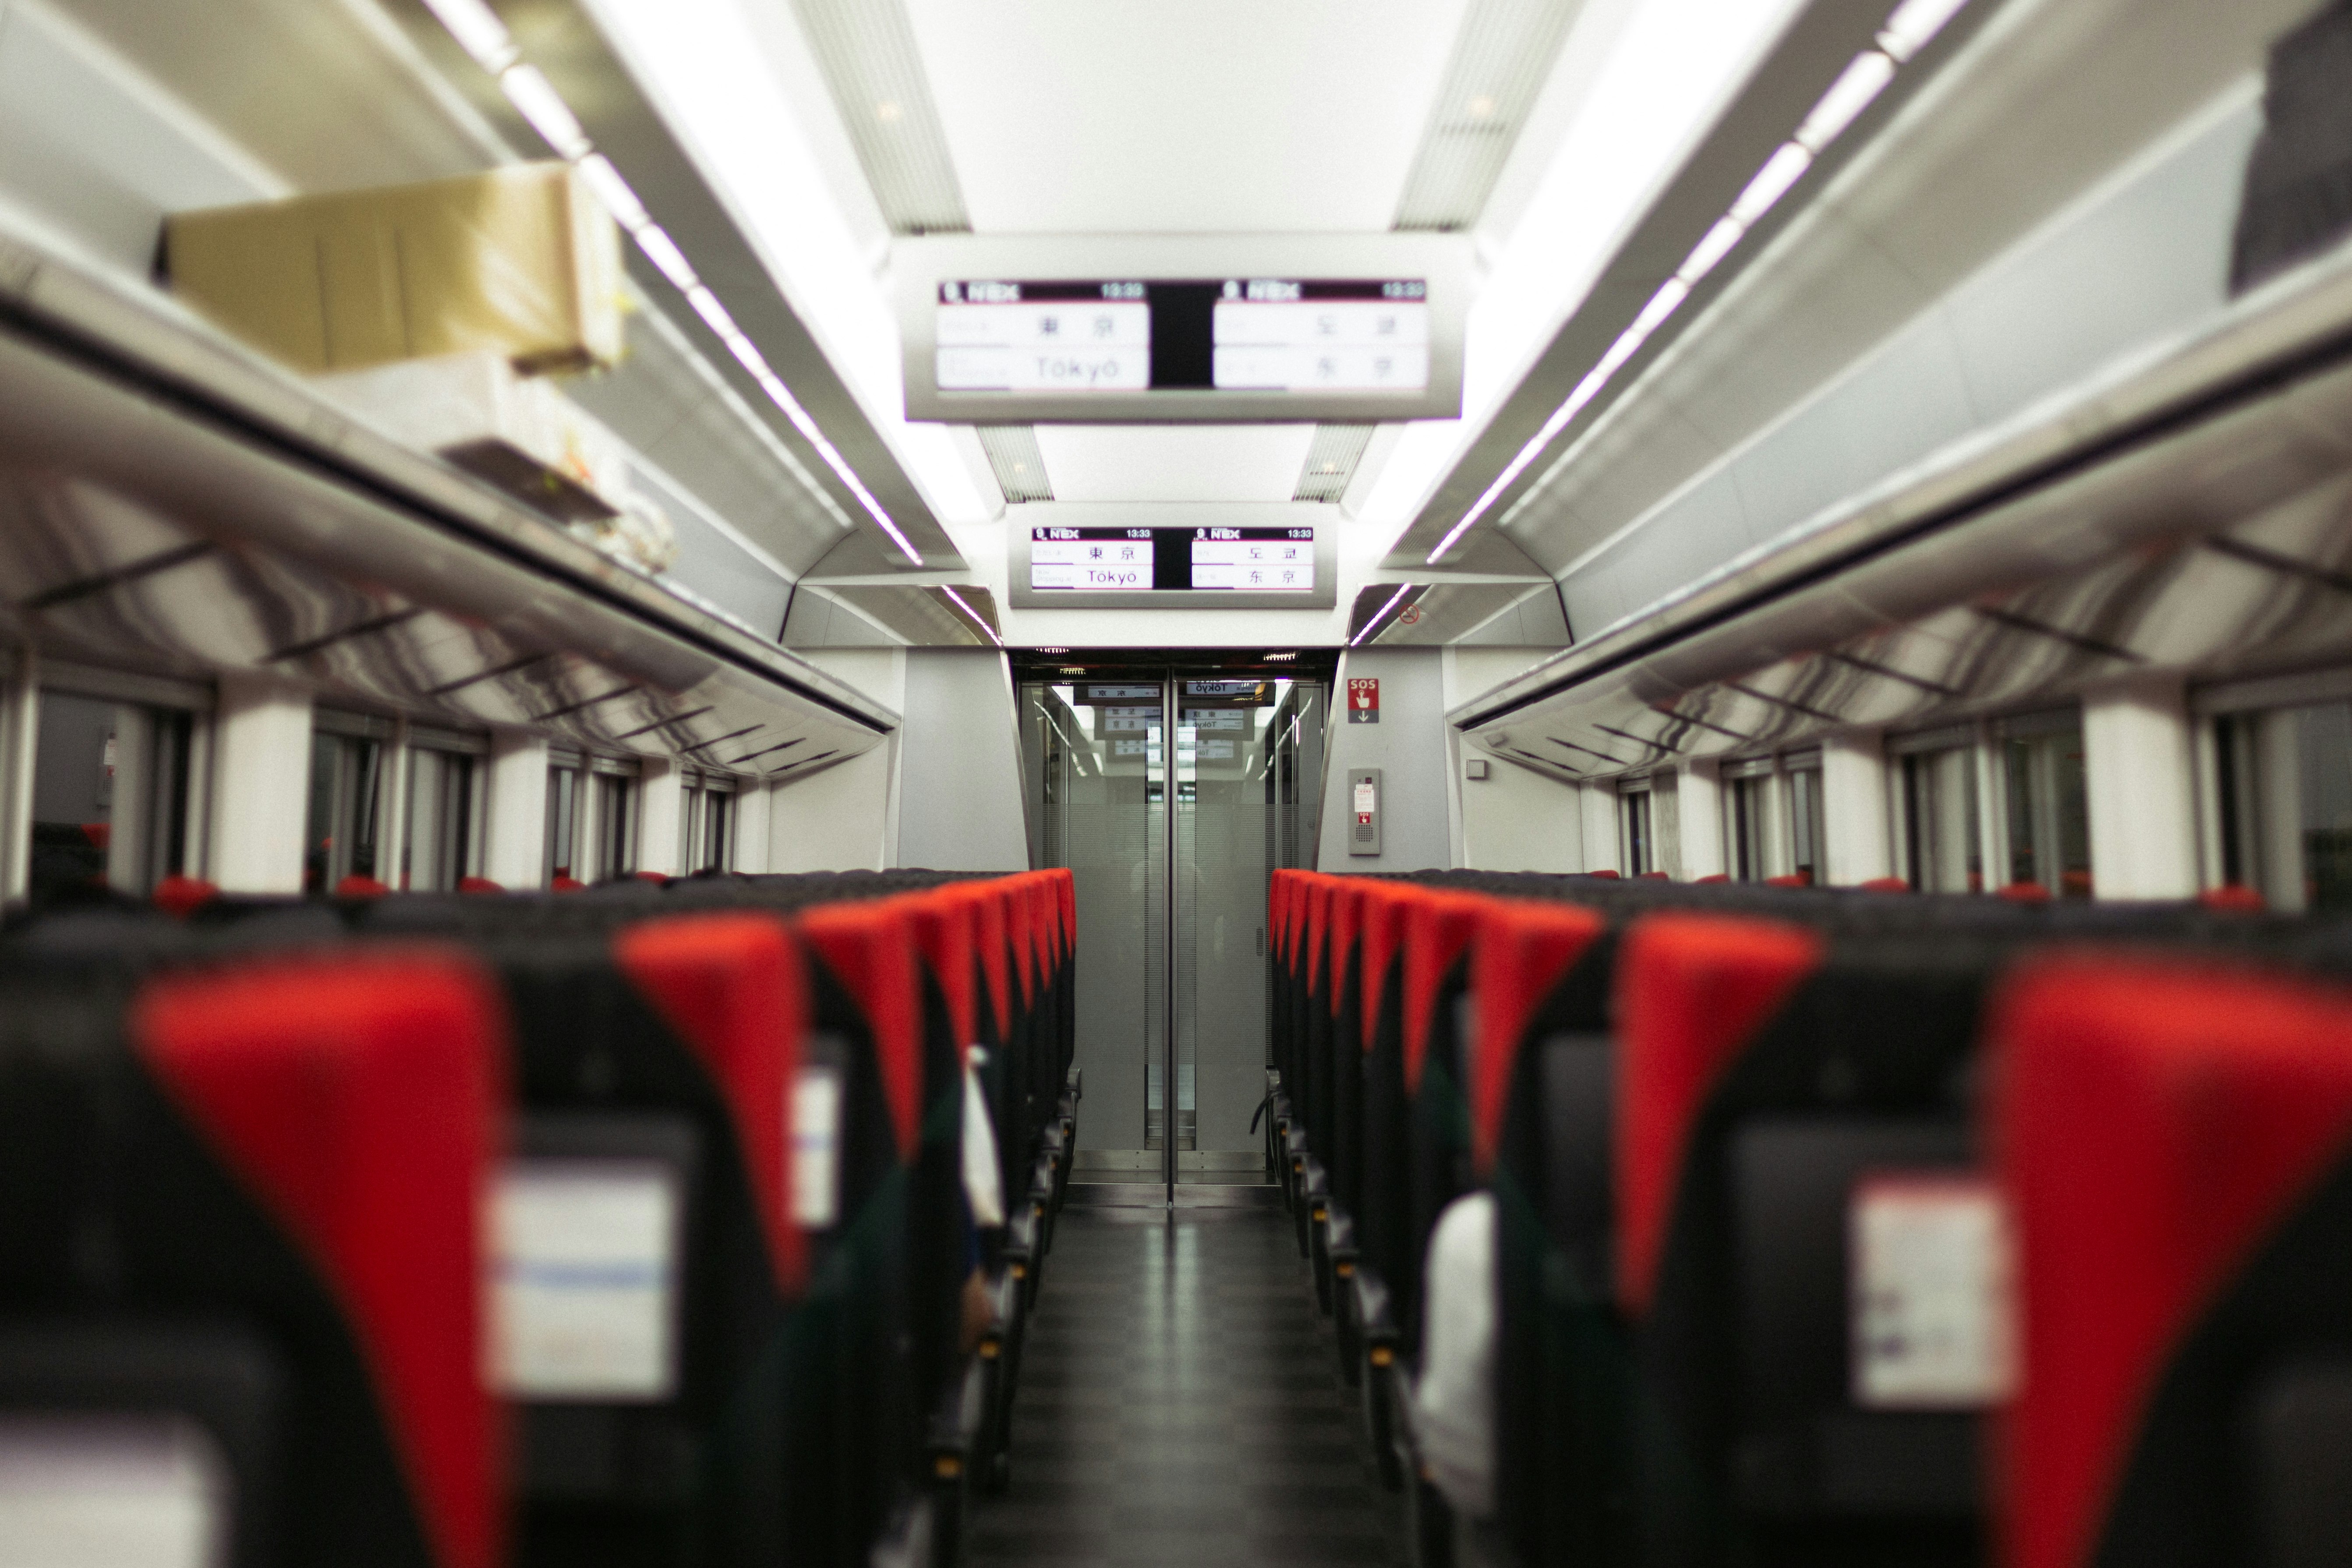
[1347, 677, 1379, 724]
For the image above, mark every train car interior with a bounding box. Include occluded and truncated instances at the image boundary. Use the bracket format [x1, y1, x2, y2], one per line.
[8, 0, 2352, 1564]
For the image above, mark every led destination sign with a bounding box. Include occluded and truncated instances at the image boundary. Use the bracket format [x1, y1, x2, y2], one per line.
[899, 234, 1468, 423]
[941, 280, 1428, 396]
[1028, 526, 1316, 594]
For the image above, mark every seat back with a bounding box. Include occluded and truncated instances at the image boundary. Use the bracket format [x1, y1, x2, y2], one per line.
[0, 949, 506, 1568]
[1992, 955, 2352, 1568]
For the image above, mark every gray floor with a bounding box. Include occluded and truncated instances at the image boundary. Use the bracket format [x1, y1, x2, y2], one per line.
[967, 1207, 1409, 1567]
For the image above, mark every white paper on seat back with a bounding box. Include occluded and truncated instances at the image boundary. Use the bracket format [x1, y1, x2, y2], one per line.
[0, 1414, 229, 1568]
[1850, 1175, 2015, 1409]
[493, 1160, 680, 1401]
[793, 1064, 842, 1228]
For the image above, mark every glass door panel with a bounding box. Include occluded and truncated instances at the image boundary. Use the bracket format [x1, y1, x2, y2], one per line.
[1022, 667, 1325, 1203]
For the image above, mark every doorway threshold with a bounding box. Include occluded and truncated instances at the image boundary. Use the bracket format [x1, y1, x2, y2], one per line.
[1066, 1183, 1281, 1209]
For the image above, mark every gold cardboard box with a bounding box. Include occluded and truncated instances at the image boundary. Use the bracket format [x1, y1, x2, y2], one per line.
[164, 162, 624, 376]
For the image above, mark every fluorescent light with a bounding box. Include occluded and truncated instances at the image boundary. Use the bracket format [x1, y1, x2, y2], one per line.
[684, 283, 738, 343]
[582, 0, 991, 531]
[1371, 0, 1808, 559]
[1796, 50, 1896, 152]
[576, 154, 649, 232]
[420, 0, 516, 71]
[633, 225, 698, 291]
[1352, 585, 1413, 646]
[1625, 277, 1689, 342]
[1728, 142, 1813, 225]
[1879, 0, 1970, 61]
[1677, 216, 1746, 284]
[500, 64, 591, 159]
[941, 586, 1002, 646]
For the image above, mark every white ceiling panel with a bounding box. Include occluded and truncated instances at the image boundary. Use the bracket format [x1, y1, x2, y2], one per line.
[902, 0, 1473, 233]
[1032, 425, 1319, 503]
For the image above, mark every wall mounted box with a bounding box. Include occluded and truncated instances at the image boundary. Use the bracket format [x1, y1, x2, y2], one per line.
[317, 351, 632, 524]
[165, 163, 624, 376]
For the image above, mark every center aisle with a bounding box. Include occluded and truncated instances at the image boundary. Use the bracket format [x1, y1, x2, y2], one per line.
[968, 1207, 1409, 1567]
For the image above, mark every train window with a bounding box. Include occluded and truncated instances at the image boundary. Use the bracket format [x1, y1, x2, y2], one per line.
[589, 761, 639, 881]
[680, 771, 735, 873]
[2214, 698, 2352, 912]
[401, 743, 481, 892]
[1619, 779, 1654, 876]
[27, 688, 195, 902]
[545, 752, 584, 884]
[1998, 711, 2090, 898]
[1723, 759, 1780, 881]
[1896, 733, 1981, 893]
[1785, 750, 1823, 886]
[305, 712, 390, 894]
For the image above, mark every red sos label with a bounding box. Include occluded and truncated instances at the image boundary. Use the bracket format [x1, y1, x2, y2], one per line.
[1346, 677, 1379, 723]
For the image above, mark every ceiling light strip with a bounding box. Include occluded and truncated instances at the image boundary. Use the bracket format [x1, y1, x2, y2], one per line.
[1427, 0, 1966, 565]
[1351, 584, 1415, 648]
[420, 0, 923, 566]
[940, 585, 1003, 647]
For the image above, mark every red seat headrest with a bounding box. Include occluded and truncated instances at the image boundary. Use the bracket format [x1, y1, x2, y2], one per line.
[1358, 881, 1411, 1054]
[133, 950, 508, 1568]
[616, 913, 809, 1297]
[1470, 899, 1607, 1177]
[335, 874, 390, 900]
[2198, 884, 2264, 912]
[1326, 880, 1368, 1006]
[905, 888, 980, 1058]
[1859, 876, 1911, 893]
[457, 876, 505, 895]
[970, 881, 1013, 1042]
[1306, 877, 1340, 996]
[1271, 871, 1296, 967]
[799, 899, 923, 1161]
[1401, 888, 1486, 1096]
[152, 874, 219, 919]
[1991, 958, 2352, 1568]
[1613, 913, 1821, 1317]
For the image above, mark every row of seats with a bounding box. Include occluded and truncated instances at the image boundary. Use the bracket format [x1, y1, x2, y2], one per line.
[0, 866, 1079, 1568]
[1266, 867, 2352, 1568]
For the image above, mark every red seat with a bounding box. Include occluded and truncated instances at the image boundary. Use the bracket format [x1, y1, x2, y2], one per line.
[1992, 956, 2352, 1568]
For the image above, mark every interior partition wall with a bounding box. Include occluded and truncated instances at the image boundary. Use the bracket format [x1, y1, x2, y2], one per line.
[1019, 666, 1327, 1202]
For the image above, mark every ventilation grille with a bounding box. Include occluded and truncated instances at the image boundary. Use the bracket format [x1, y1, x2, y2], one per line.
[792, 0, 969, 233]
[1291, 425, 1376, 502]
[1393, 0, 1587, 230]
[977, 427, 1053, 502]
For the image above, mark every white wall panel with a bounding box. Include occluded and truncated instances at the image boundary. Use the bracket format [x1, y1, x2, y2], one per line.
[483, 729, 549, 891]
[1578, 782, 1620, 876]
[637, 757, 684, 878]
[1675, 758, 1725, 881]
[1820, 730, 1892, 885]
[769, 649, 904, 871]
[895, 649, 1029, 872]
[2083, 674, 2199, 900]
[1319, 648, 1451, 871]
[209, 672, 309, 894]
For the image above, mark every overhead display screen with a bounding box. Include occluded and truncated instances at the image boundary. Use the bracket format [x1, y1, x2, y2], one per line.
[937, 280, 1427, 396]
[898, 234, 1468, 422]
[1028, 526, 1315, 594]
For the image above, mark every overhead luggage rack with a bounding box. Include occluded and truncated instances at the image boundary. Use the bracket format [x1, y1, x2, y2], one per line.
[0, 222, 895, 773]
